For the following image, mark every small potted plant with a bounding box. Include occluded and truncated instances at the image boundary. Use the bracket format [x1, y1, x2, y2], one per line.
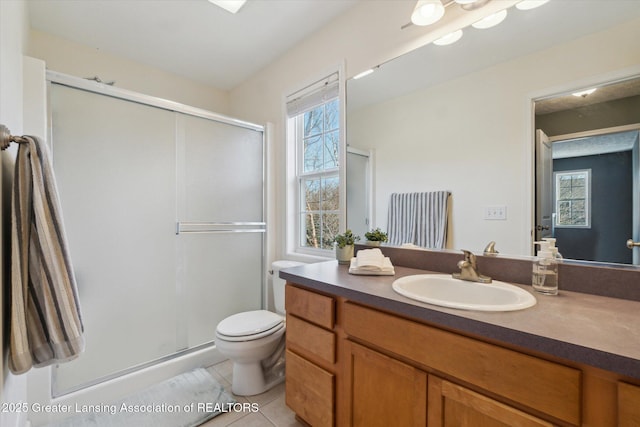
[364, 228, 388, 246]
[334, 229, 360, 264]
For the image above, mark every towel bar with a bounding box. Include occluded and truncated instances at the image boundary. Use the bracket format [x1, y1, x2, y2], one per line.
[1, 124, 29, 150]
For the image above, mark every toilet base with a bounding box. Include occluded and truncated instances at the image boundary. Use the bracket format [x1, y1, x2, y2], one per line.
[231, 361, 285, 396]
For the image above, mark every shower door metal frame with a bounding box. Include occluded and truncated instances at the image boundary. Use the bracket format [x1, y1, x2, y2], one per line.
[46, 70, 266, 396]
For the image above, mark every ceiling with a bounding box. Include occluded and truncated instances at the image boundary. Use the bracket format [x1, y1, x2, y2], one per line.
[26, 0, 640, 105]
[26, 0, 360, 90]
[535, 77, 640, 115]
[348, 0, 640, 113]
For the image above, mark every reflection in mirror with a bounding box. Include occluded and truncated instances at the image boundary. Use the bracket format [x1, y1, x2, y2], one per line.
[346, 147, 372, 240]
[534, 77, 640, 265]
[346, 0, 640, 264]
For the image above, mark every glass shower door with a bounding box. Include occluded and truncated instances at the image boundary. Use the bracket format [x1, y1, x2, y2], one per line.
[175, 113, 265, 349]
[49, 83, 265, 397]
[50, 84, 178, 395]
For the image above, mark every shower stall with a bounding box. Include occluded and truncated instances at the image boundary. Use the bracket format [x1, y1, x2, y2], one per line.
[28, 71, 265, 425]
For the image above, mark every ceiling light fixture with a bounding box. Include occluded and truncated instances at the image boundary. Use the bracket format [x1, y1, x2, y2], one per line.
[411, 0, 446, 26]
[572, 88, 597, 98]
[353, 69, 376, 80]
[472, 9, 507, 29]
[433, 29, 463, 46]
[454, 0, 491, 11]
[208, 0, 247, 14]
[515, 0, 550, 11]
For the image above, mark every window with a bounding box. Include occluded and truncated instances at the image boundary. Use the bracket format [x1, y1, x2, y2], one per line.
[554, 169, 591, 228]
[286, 72, 343, 255]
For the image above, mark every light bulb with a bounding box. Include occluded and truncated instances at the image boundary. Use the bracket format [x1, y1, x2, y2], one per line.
[472, 9, 507, 29]
[433, 30, 463, 46]
[572, 88, 597, 97]
[411, 0, 445, 26]
[516, 0, 550, 11]
[353, 69, 375, 80]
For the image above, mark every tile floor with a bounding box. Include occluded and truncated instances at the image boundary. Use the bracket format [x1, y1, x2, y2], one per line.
[202, 360, 306, 427]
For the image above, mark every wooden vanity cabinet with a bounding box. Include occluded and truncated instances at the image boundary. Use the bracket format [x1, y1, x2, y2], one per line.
[285, 282, 636, 427]
[343, 302, 581, 426]
[345, 338, 554, 427]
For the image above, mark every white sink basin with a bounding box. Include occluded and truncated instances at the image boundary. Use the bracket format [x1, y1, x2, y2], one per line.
[392, 274, 536, 312]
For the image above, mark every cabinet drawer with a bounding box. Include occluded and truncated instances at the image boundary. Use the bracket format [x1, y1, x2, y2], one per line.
[286, 349, 334, 427]
[428, 375, 554, 427]
[286, 314, 335, 364]
[344, 302, 581, 426]
[286, 284, 335, 329]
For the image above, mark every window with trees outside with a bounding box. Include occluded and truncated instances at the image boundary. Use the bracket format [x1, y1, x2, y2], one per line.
[554, 169, 591, 228]
[286, 72, 342, 255]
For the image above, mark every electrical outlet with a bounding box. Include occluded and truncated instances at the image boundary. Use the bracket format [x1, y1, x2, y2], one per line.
[484, 205, 507, 220]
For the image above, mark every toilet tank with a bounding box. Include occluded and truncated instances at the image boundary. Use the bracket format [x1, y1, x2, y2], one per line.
[271, 260, 304, 315]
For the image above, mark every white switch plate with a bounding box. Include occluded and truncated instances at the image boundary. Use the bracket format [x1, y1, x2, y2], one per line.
[484, 205, 507, 220]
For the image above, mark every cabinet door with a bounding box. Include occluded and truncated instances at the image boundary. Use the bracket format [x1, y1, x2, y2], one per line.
[286, 349, 334, 427]
[349, 342, 427, 427]
[619, 382, 640, 427]
[428, 375, 553, 427]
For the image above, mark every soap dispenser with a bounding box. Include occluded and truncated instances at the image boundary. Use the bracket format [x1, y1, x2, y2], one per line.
[532, 241, 558, 295]
[542, 237, 563, 261]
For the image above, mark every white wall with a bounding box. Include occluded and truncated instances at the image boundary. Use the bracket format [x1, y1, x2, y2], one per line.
[0, 0, 29, 425]
[28, 30, 230, 114]
[348, 18, 640, 256]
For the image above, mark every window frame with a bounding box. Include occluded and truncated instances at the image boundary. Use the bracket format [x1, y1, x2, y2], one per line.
[553, 168, 591, 229]
[285, 67, 346, 259]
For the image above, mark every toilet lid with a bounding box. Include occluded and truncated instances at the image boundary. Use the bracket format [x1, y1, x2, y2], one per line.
[216, 310, 284, 338]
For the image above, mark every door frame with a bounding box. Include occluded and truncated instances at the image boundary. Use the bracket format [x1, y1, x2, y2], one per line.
[346, 146, 374, 239]
[548, 124, 640, 265]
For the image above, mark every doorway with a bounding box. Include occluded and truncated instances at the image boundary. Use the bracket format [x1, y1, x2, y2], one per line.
[537, 127, 638, 264]
[534, 76, 640, 265]
[346, 147, 372, 240]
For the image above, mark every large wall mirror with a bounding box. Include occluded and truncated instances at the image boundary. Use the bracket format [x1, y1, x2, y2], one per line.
[346, 0, 640, 266]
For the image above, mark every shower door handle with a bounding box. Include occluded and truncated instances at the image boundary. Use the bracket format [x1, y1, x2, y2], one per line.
[176, 221, 266, 234]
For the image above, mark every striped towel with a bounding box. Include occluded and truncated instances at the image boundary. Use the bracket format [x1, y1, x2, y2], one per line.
[387, 191, 450, 249]
[9, 135, 84, 374]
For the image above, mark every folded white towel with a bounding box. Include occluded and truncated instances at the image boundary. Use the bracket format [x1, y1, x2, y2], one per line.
[355, 248, 384, 268]
[349, 248, 395, 275]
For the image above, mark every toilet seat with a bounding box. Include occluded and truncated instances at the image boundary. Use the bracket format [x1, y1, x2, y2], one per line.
[216, 310, 284, 342]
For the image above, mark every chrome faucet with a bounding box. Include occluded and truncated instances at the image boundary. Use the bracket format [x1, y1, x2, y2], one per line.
[452, 250, 492, 283]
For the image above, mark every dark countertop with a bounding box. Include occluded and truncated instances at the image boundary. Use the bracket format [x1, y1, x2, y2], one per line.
[281, 260, 640, 379]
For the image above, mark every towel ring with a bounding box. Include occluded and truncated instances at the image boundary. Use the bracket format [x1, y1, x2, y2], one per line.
[0, 124, 29, 151]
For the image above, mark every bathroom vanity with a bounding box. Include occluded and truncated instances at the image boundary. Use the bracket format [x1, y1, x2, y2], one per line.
[282, 253, 640, 427]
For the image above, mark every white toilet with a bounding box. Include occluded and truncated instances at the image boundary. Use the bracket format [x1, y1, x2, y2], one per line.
[215, 260, 303, 396]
